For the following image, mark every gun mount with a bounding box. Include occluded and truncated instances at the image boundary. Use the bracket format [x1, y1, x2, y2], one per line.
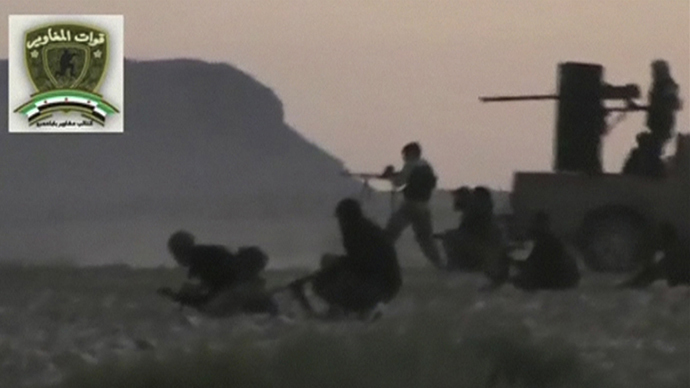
[481, 62, 689, 273]
[480, 62, 643, 174]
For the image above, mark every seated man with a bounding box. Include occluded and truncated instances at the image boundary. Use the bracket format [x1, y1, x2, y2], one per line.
[660, 223, 690, 287]
[442, 187, 508, 284]
[289, 198, 402, 319]
[158, 230, 277, 316]
[619, 222, 689, 288]
[512, 212, 580, 291]
[439, 186, 481, 271]
[468, 187, 510, 287]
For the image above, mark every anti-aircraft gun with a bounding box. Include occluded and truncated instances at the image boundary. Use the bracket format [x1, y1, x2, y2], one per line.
[481, 62, 689, 272]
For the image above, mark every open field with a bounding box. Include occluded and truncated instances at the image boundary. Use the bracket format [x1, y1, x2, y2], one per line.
[0, 264, 686, 387]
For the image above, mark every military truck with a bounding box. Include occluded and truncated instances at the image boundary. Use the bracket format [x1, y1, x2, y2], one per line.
[483, 62, 689, 272]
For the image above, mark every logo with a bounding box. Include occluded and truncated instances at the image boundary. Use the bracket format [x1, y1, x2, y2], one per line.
[9, 16, 124, 133]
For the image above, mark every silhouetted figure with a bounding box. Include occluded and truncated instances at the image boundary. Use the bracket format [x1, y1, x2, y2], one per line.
[451, 186, 473, 212]
[622, 131, 665, 178]
[382, 142, 443, 269]
[463, 187, 495, 236]
[619, 222, 690, 288]
[56, 49, 77, 78]
[469, 187, 510, 289]
[439, 186, 481, 271]
[622, 61, 680, 179]
[512, 212, 580, 291]
[157, 230, 277, 316]
[646, 60, 681, 148]
[289, 199, 401, 319]
[441, 186, 507, 276]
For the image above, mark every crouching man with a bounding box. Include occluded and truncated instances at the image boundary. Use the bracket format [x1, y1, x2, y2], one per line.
[289, 198, 402, 320]
[512, 212, 580, 291]
[619, 222, 689, 288]
[158, 230, 277, 317]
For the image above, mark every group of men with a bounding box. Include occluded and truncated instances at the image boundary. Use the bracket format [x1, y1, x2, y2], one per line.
[437, 186, 581, 291]
[379, 144, 582, 292]
[157, 141, 435, 319]
[158, 59, 688, 317]
[159, 137, 689, 319]
[158, 197, 401, 319]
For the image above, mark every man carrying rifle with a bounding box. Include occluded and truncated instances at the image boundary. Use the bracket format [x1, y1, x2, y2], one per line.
[381, 142, 444, 269]
[288, 198, 402, 320]
[646, 60, 681, 147]
[622, 60, 681, 177]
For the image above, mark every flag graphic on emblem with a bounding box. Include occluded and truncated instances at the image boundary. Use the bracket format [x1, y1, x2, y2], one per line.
[14, 24, 119, 126]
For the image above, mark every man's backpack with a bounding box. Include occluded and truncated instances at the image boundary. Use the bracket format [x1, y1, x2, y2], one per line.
[234, 246, 269, 281]
[404, 164, 437, 201]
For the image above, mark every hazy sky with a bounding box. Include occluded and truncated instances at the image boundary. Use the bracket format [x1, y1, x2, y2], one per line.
[2, 1, 688, 189]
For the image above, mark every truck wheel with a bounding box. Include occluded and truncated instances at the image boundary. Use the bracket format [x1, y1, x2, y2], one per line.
[577, 207, 654, 272]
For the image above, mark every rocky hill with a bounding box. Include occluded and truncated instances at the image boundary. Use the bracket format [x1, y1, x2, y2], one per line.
[0, 59, 359, 222]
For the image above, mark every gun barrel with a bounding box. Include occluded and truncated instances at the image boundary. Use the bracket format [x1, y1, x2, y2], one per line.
[341, 171, 384, 179]
[606, 105, 647, 113]
[479, 94, 559, 102]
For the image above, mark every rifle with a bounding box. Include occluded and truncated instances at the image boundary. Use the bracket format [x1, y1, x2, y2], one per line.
[340, 171, 386, 180]
[341, 169, 398, 216]
[267, 272, 319, 295]
[341, 170, 386, 198]
[156, 286, 191, 312]
[267, 272, 321, 315]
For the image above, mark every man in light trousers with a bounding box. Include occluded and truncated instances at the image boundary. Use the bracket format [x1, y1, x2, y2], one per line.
[381, 142, 444, 269]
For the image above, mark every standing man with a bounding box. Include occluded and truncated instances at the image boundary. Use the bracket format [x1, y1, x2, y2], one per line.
[646, 60, 681, 148]
[381, 142, 444, 269]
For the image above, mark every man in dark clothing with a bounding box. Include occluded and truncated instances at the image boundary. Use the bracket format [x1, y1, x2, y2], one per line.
[452, 186, 473, 213]
[440, 187, 508, 285]
[463, 187, 496, 237]
[619, 222, 690, 288]
[289, 199, 402, 319]
[381, 142, 443, 269]
[646, 60, 681, 147]
[622, 131, 665, 178]
[469, 187, 510, 288]
[622, 61, 681, 179]
[512, 212, 580, 291]
[439, 186, 480, 271]
[659, 223, 690, 287]
[158, 230, 277, 316]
